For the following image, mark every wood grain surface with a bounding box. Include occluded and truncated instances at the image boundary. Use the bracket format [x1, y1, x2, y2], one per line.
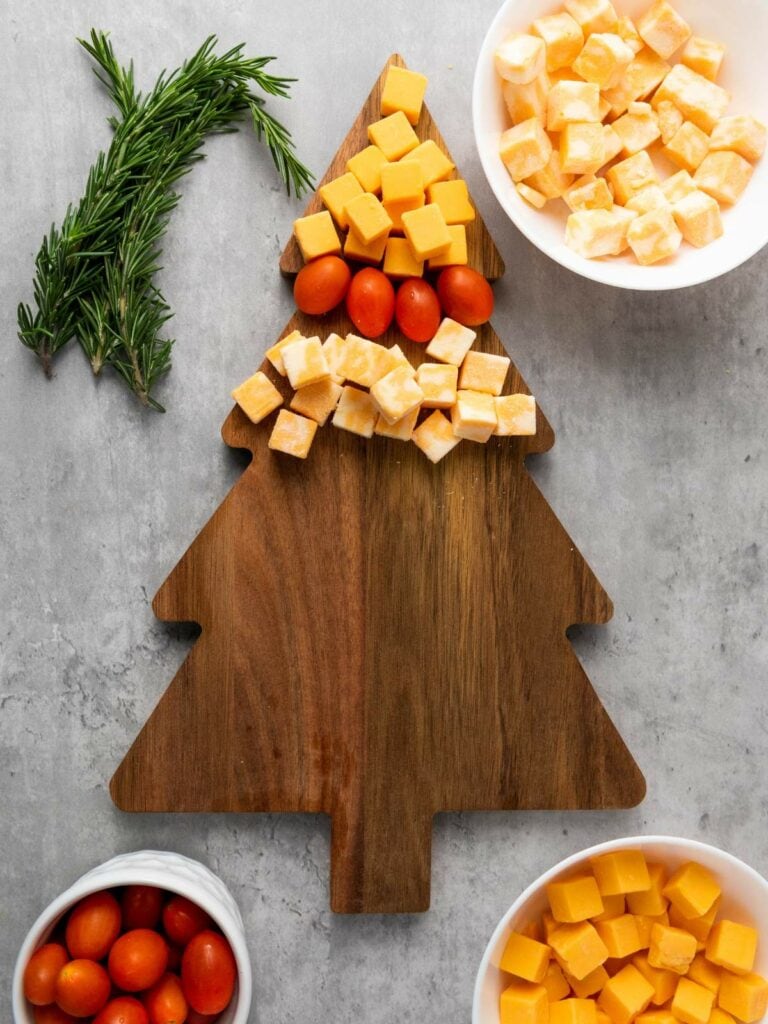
[111, 56, 645, 914]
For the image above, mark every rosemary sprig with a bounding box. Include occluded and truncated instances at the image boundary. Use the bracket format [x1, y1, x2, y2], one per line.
[18, 30, 314, 408]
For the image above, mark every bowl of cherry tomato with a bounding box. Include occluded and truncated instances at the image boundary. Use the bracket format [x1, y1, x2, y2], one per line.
[13, 850, 252, 1024]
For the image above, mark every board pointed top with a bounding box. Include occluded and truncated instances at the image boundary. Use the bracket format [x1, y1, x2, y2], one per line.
[279, 54, 505, 280]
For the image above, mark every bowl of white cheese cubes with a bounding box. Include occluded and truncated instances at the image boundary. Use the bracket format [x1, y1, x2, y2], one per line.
[473, 0, 768, 289]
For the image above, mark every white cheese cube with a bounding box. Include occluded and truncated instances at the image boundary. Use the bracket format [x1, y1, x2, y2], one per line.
[532, 12, 584, 71]
[661, 169, 697, 203]
[268, 410, 317, 459]
[387, 344, 417, 378]
[625, 185, 670, 214]
[282, 336, 330, 390]
[289, 378, 343, 426]
[374, 405, 420, 442]
[547, 80, 601, 132]
[231, 370, 283, 425]
[681, 37, 725, 82]
[564, 175, 614, 211]
[517, 183, 547, 208]
[416, 363, 459, 409]
[265, 329, 303, 376]
[652, 64, 730, 133]
[499, 118, 553, 181]
[672, 190, 724, 248]
[426, 318, 477, 366]
[495, 33, 546, 84]
[412, 410, 462, 463]
[338, 334, 397, 388]
[495, 394, 537, 436]
[572, 32, 635, 89]
[565, 207, 638, 258]
[626, 207, 682, 264]
[637, 0, 692, 59]
[332, 386, 379, 438]
[370, 366, 424, 425]
[657, 99, 685, 143]
[458, 351, 511, 396]
[502, 74, 551, 126]
[612, 107, 661, 156]
[564, 0, 619, 36]
[451, 390, 498, 443]
[322, 332, 348, 380]
[709, 116, 767, 164]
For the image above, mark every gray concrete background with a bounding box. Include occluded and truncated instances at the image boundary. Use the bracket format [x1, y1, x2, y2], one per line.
[2, 1, 767, 1020]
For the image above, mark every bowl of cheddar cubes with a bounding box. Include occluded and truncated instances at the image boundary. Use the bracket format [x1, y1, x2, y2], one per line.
[473, 837, 768, 1024]
[473, 0, 768, 289]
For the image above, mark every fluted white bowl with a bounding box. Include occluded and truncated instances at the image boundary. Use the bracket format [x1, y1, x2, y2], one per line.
[12, 850, 252, 1024]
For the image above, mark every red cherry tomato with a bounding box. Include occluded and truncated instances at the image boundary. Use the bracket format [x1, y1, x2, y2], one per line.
[24, 943, 69, 1005]
[54, 959, 111, 1017]
[166, 944, 182, 973]
[181, 931, 236, 1016]
[34, 1005, 79, 1024]
[345, 268, 395, 338]
[293, 255, 351, 315]
[436, 266, 494, 326]
[162, 896, 212, 948]
[65, 891, 122, 961]
[394, 278, 441, 343]
[108, 929, 169, 993]
[145, 973, 188, 1024]
[94, 996, 149, 1024]
[121, 886, 164, 931]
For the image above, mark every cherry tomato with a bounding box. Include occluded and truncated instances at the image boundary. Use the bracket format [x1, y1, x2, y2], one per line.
[345, 268, 395, 338]
[166, 944, 182, 973]
[93, 996, 149, 1024]
[436, 266, 494, 327]
[24, 943, 69, 1005]
[394, 278, 441, 343]
[181, 931, 236, 1016]
[121, 886, 164, 931]
[108, 929, 169, 993]
[293, 255, 351, 315]
[145, 973, 188, 1024]
[162, 896, 212, 948]
[34, 1005, 78, 1024]
[54, 959, 111, 1018]
[66, 891, 122, 961]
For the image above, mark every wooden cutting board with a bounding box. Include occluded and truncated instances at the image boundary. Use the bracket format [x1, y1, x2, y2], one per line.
[111, 55, 645, 914]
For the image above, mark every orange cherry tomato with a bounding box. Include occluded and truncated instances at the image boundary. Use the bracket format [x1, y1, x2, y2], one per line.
[65, 891, 122, 961]
[436, 266, 494, 327]
[24, 943, 69, 1005]
[181, 931, 236, 1016]
[145, 972, 188, 1024]
[162, 896, 212, 948]
[54, 959, 111, 1018]
[93, 996, 149, 1024]
[293, 255, 351, 315]
[108, 929, 168, 993]
[345, 267, 395, 338]
[394, 278, 441, 343]
[121, 885, 164, 931]
[34, 1005, 79, 1024]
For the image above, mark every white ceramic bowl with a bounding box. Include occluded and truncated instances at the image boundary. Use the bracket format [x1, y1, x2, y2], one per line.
[473, 0, 768, 290]
[12, 850, 253, 1024]
[473, 835, 768, 1024]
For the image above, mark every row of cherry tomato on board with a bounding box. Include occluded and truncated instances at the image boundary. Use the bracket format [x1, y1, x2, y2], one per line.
[292, 255, 495, 341]
[24, 886, 236, 1024]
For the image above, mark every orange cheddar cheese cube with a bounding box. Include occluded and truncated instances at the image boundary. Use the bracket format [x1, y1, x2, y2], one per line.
[591, 852, 652, 898]
[503, 74, 551, 126]
[282, 335, 330, 390]
[612, 106, 661, 156]
[500, 980, 550, 1024]
[564, 0, 619, 37]
[268, 410, 317, 459]
[663, 864, 721, 921]
[565, 208, 637, 258]
[595, 916, 645, 959]
[517, 183, 548, 208]
[636, 1013, 676, 1024]
[427, 179, 476, 224]
[593, 896, 628, 923]
[501, 118, 554, 181]
[573, 32, 635, 88]
[637, 0, 691, 59]
[634, 914, 670, 949]
[426, 317, 477, 365]
[550, 922, 610, 981]
[607, 151, 658, 204]
[338, 334, 397, 388]
[319, 172, 364, 229]
[374, 404, 420, 442]
[547, 876, 606, 924]
[565, 175, 614, 212]
[380, 65, 428, 125]
[417, 362, 459, 409]
[709, 1011, 734, 1024]
[451, 389, 498, 443]
[671, 978, 715, 1024]
[412, 409, 461, 463]
[657, 100, 685, 143]
[344, 227, 389, 264]
[551, 999, 598, 1024]
[648, 925, 697, 975]
[401, 203, 452, 259]
[383, 236, 424, 278]
[384, 194, 426, 233]
[381, 161, 424, 205]
[705, 921, 758, 976]
[681, 37, 725, 82]
[526, 151, 576, 199]
[694, 152, 753, 204]
[652, 64, 729, 133]
[345, 192, 393, 245]
[289, 377, 342, 426]
[627, 206, 682, 264]
[501, 932, 553, 983]
[598, 964, 655, 1024]
[367, 110, 419, 161]
[370, 366, 424, 425]
[661, 170, 697, 203]
[494, 394, 537, 436]
[543, 961, 573, 1002]
[664, 121, 710, 172]
[428, 225, 469, 269]
[533, 12, 585, 71]
[687, 954, 722, 994]
[293, 211, 341, 261]
[566, 966, 611, 998]
[495, 34, 547, 85]
[347, 144, 390, 194]
[669, 900, 720, 944]
[231, 370, 283, 424]
[718, 972, 768, 1023]
[672, 190, 723, 248]
[632, 953, 678, 1005]
[266, 329, 303, 376]
[709, 116, 767, 164]
[332, 385, 378, 438]
[560, 122, 605, 174]
[628, 865, 669, 918]
[401, 139, 455, 187]
[547, 80, 601, 131]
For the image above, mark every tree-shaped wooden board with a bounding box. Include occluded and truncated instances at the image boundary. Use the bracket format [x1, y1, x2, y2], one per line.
[111, 55, 645, 914]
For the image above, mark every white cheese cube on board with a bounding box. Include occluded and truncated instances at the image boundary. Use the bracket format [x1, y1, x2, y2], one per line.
[425, 318, 477, 366]
[374, 405, 420, 442]
[495, 395, 537, 436]
[339, 334, 398, 388]
[231, 370, 283, 425]
[412, 410, 462, 463]
[416, 363, 459, 409]
[289, 378, 343, 426]
[268, 410, 318, 459]
[265, 330, 303, 376]
[370, 367, 425, 425]
[451, 390, 498, 443]
[458, 351, 511, 396]
[332, 386, 379, 438]
[281, 336, 330, 390]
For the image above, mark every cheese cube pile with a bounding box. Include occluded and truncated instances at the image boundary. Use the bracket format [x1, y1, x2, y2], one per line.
[495, 0, 765, 266]
[232, 321, 536, 463]
[293, 65, 475, 277]
[497, 849, 768, 1024]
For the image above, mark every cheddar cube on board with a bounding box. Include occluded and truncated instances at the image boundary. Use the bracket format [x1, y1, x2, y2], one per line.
[319, 172, 364, 229]
[495, 394, 536, 436]
[427, 179, 476, 224]
[428, 225, 468, 269]
[694, 152, 753, 204]
[426, 318, 477, 365]
[344, 227, 389, 264]
[231, 370, 283, 424]
[380, 65, 428, 125]
[627, 864, 668, 917]
[681, 37, 725, 82]
[293, 211, 341, 261]
[593, 894, 627, 922]
[543, 962, 572, 1002]
[332, 386, 378, 438]
[595, 915, 644, 959]
[560, 122, 605, 174]
[547, 80, 601, 131]
[652, 64, 730, 133]
[663, 862, 721, 920]
[566, 965, 610, 998]
[637, 0, 691, 59]
[282, 336, 330, 390]
[345, 192, 393, 245]
[661, 170, 697, 203]
[370, 366, 424, 425]
[347, 144, 389, 194]
[289, 378, 342, 426]
[402, 203, 452, 259]
[657, 100, 685, 144]
[412, 409, 461, 463]
[664, 121, 710, 172]
[266, 329, 303, 376]
[607, 150, 658, 204]
[671, 978, 715, 1024]
[525, 151, 575, 199]
[648, 924, 697, 974]
[672, 190, 723, 248]
[401, 139, 455, 188]
[503, 74, 551, 126]
[384, 194, 426, 232]
[564, 0, 619, 37]
[603, 47, 671, 117]
[417, 362, 458, 409]
[632, 952, 678, 1005]
[500, 118, 553, 181]
[338, 334, 397, 388]
[598, 965, 654, 1024]
[718, 972, 768, 1023]
[268, 410, 317, 459]
[550, 999, 598, 1024]
[500, 932, 552, 983]
[565, 208, 637, 258]
[565, 175, 614, 212]
[550, 922, 610, 981]
[495, 34, 547, 85]
[591, 851, 651, 896]
[706, 921, 758, 975]
[627, 207, 682, 264]
[381, 161, 424, 205]
[532, 12, 584, 71]
[374, 405, 420, 442]
[383, 236, 424, 278]
[459, 351, 511, 397]
[573, 32, 635, 88]
[687, 954, 722, 994]
[451, 390, 498, 443]
[367, 110, 419, 161]
[709, 116, 767, 164]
